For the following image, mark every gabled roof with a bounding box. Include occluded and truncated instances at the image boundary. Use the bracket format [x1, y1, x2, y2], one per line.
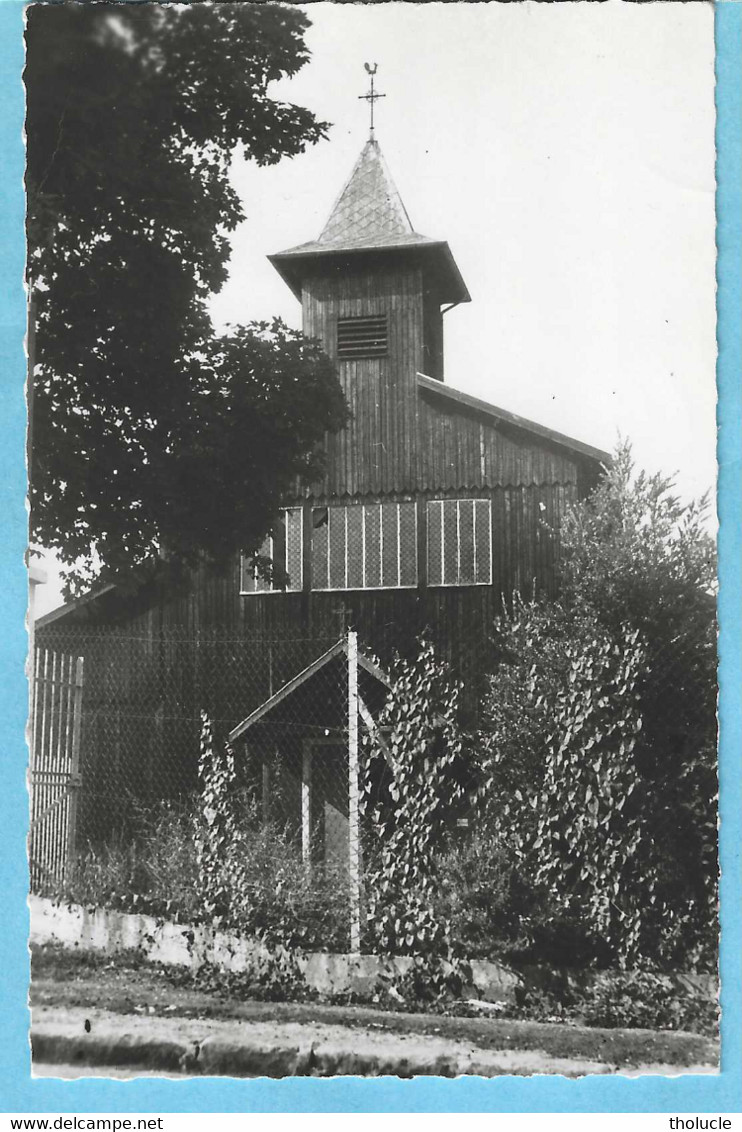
[269, 139, 470, 305]
[227, 638, 389, 744]
[417, 373, 611, 467]
[36, 583, 117, 628]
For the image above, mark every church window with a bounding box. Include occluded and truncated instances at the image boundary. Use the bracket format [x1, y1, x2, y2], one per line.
[240, 507, 303, 594]
[427, 499, 492, 586]
[312, 502, 417, 590]
[337, 315, 387, 359]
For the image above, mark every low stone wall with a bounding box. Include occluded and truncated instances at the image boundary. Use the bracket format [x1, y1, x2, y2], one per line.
[28, 895, 521, 1002]
[29, 896, 715, 1003]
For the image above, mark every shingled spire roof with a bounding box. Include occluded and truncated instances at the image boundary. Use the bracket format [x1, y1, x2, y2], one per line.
[317, 138, 418, 250]
[269, 138, 471, 304]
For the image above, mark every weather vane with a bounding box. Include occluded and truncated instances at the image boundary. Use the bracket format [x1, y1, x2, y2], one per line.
[359, 62, 386, 138]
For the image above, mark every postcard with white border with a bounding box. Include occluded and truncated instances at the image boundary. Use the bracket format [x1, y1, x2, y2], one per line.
[1, 0, 740, 1120]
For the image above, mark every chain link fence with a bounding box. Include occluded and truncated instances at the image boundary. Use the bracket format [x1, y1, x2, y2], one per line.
[34, 626, 344, 849]
[30, 618, 484, 951]
[31, 599, 716, 965]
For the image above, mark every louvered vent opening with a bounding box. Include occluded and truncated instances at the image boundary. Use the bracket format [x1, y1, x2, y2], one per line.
[337, 315, 387, 359]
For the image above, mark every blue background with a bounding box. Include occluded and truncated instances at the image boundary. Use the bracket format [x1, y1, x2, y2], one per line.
[1, 0, 740, 1113]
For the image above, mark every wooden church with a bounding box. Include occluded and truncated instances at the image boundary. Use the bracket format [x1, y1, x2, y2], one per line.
[41, 130, 607, 649]
[36, 119, 609, 854]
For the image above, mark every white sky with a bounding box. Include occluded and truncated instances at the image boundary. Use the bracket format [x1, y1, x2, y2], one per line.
[35, 0, 717, 617]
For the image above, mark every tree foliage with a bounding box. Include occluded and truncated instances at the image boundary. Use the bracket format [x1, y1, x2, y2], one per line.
[480, 443, 717, 970]
[26, 3, 346, 592]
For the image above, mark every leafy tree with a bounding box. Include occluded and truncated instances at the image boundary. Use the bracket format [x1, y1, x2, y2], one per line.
[480, 442, 717, 970]
[560, 443, 717, 810]
[26, 3, 346, 593]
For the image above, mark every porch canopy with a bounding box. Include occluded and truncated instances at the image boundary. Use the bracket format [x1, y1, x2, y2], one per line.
[227, 638, 389, 747]
[227, 638, 390, 881]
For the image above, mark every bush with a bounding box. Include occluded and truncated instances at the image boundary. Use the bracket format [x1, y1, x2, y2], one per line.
[433, 829, 529, 961]
[482, 968, 718, 1036]
[209, 808, 350, 951]
[481, 609, 655, 967]
[46, 801, 201, 921]
[434, 825, 617, 968]
[477, 443, 717, 971]
[51, 794, 349, 952]
[360, 642, 467, 958]
[580, 971, 718, 1036]
[166, 950, 310, 1004]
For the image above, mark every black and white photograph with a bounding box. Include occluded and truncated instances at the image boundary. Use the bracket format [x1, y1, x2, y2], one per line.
[25, 1, 719, 1080]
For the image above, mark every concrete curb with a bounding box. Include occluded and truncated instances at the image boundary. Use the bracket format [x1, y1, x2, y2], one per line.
[32, 1024, 721, 1079]
[32, 1026, 620, 1078]
[32, 1005, 635, 1079]
[32, 1029, 320, 1077]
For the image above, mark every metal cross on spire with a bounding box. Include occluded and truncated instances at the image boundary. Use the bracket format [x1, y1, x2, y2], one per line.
[358, 62, 386, 138]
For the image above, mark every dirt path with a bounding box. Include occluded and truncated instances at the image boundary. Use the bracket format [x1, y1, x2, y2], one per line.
[30, 947, 719, 1078]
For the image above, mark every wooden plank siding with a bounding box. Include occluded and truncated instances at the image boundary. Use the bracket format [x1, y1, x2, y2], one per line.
[40, 482, 577, 647]
[416, 392, 581, 491]
[299, 259, 584, 498]
[302, 264, 425, 497]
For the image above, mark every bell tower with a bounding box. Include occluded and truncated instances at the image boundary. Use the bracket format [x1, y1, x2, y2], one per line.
[268, 68, 470, 495]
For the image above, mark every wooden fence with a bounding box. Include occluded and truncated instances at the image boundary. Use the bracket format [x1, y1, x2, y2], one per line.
[29, 649, 84, 890]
